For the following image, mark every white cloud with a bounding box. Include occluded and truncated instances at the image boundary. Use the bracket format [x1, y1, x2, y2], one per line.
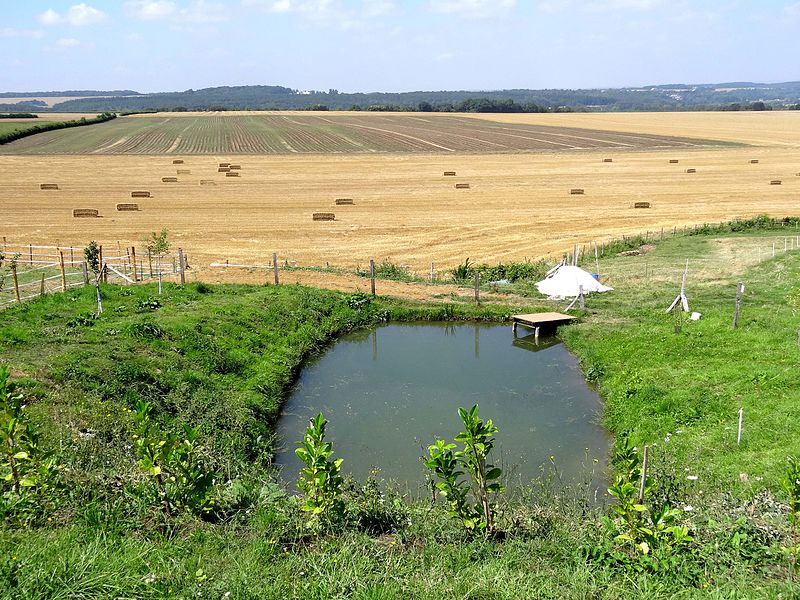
[0, 27, 45, 39]
[242, 0, 387, 27]
[57, 37, 82, 47]
[38, 4, 107, 26]
[180, 0, 229, 22]
[362, 0, 395, 18]
[429, 0, 516, 18]
[124, 1, 178, 19]
[587, 0, 662, 10]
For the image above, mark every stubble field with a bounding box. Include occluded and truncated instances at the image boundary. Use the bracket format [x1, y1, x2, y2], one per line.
[1, 112, 798, 278]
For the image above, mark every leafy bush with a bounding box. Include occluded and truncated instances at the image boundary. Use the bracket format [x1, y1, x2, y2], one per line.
[66, 312, 97, 328]
[0, 367, 61, 524]
[425, 405, 503, 537]
[136, 297, 161, 311]
[295, 413, 344, 528]
[601, 436, 693, 568]
[781, 456, 800, 567]
[132, 400, 216, 516]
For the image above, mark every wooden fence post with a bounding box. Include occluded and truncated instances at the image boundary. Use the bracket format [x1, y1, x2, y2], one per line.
[148, 249, 153, 278]
[733, 282, 744, 329]
[130, 247, 138, 282]
[59, 251, 67, 292]
[178, 248, 185, 285]
[370, 259, 376, 295]
[11, 265, 20, 303]
[430, 262, 435, 282]
[273, 252, 279, 285]
[474, 272, 480, 305]
[28, 244, 32, 265]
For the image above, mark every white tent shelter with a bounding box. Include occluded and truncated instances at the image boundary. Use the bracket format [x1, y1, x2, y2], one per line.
[535, 265, 613, 299]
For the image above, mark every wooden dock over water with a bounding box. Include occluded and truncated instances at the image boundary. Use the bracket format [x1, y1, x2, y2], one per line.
[511, 312, 576, 338]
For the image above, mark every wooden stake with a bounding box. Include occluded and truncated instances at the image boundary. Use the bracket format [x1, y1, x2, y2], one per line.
[131, 247, 138, 282]
[737, 408, 743, 445]
[430, 261, 435, 282]
[733, 282, 744, 329]
[11, 265, 20, 303]
[99, 245, 105, 283]
[28, 244, 32, 265]
[638, 445, 649, 503]
[370, 259, 376, 295]
[273, 252, 279, 285]
[178, 248, 185, 284]
[59, 251, 67, 291]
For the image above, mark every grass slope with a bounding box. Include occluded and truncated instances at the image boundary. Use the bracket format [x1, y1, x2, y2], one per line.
[1, 234, 799, 598]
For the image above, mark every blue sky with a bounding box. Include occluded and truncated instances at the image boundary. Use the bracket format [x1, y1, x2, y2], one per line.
[1, 1, 799, 93]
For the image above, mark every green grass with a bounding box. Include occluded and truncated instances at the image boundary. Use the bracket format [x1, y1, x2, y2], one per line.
[1, 232, 800, 597]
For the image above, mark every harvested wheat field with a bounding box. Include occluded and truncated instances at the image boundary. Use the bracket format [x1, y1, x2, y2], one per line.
[1, 112, 798, 277]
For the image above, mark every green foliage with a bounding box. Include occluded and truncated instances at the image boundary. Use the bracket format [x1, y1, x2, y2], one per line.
[295, 413, 344, 528]
[66, 312, 97, 328]
[602, 437, 693, 567]
[83, 241, 100, 275]
[781, 456, 800, 564]
[345, 292, 371, 311]
[450, 258, 474, 283]
[144, 228, 170, 264]
[372, 260, 411, 281]
[0, 367, 61, 524]
[136, 297, 161, 311]
[0, 112, 115, 145]
[132, 400, 216, 516]
[426, 405, 503, 536]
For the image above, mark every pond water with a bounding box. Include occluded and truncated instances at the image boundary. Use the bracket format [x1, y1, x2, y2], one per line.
[275, 323, 610, 494]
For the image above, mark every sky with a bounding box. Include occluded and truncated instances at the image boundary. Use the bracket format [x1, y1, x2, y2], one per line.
[1, 1, 799, 93]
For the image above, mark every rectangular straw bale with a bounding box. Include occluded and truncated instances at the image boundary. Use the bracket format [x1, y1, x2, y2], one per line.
[228, 165, 241, 170]
[455, 183, 470, 189]
[116, 203, 140, 211]
[669, 159, 679, 164]
[218, 167, 230, 173]
[633, 202, 651, 209]
[335, 198, 354, 205]
[131, 191, 151, 198]
[770, 180, 782, 185]
[172, 159, 184, 164]
[570, 188, 585, 195]
[313, 213, 336, 221]
[40, 183, 59, 190]
[443, 171, 456, 176]
[225, 172, 240, 177]
[73, 208, 99, 218]
[199, 180, 215, 186]
[750, 159, 759, 164]
[219, 163, 230, 168]
[685, 168, 697, 173]
[603, 158, 613, 163]
[177, 169, 191, 174]
[162, 177, 178, 183]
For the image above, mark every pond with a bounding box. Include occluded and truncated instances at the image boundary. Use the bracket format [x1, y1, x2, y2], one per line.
[275, 322, 610, 494]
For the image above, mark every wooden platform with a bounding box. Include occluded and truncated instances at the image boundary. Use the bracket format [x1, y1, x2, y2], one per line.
[512, 312, 576, 327]
[511, 312, 576, 336]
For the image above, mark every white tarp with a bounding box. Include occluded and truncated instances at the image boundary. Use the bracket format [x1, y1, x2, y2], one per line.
[535, 265, 614, 298]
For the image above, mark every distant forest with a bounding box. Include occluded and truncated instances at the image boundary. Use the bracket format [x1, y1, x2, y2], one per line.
[3, 83, 800, 113]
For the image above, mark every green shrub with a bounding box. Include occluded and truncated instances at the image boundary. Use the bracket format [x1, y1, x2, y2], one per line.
[295, 413, 345, 529]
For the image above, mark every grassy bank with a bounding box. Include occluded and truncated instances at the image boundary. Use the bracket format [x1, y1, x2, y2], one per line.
[1, 232, 799, 597]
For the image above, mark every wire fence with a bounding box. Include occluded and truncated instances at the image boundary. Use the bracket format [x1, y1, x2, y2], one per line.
[0, 242, 187, 308]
